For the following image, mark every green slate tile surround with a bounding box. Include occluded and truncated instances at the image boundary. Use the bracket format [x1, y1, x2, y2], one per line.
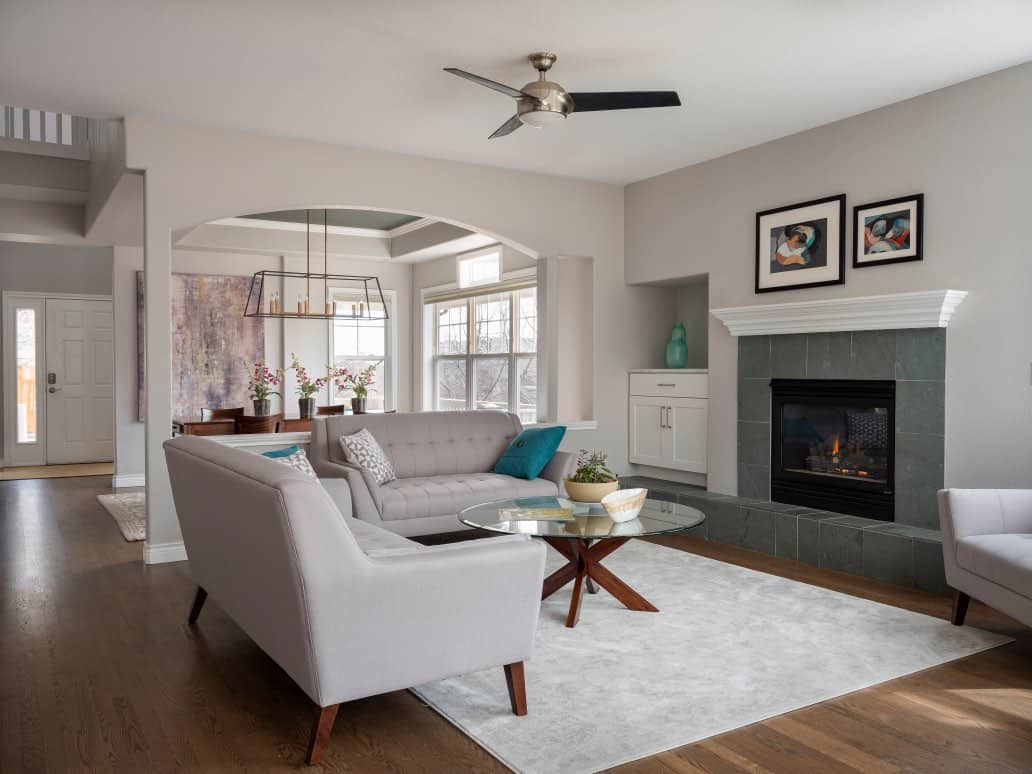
[737, 328, 946, 530]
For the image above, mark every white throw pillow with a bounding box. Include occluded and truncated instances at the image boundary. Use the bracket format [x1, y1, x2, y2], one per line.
[339, 428, 396, 485]
[264, 446, 318, 478]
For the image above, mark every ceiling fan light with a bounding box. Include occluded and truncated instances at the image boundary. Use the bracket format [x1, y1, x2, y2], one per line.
[518, 109, 566, 128]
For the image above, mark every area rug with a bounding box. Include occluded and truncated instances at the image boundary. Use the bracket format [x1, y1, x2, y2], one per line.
[96, 492, 146, 541]
[412, 540, 1010, 774]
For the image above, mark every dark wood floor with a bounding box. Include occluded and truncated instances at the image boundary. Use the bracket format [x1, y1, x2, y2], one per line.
[3, 476, 1031, 773]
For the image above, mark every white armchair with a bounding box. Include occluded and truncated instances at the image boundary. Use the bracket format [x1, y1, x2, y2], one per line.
[165, 435, 547, 764]
[938, 489, 1032, 628]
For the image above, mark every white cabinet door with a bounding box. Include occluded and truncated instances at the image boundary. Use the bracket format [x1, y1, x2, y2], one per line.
[44, 298, 114, 464]
[628, 396, 666, 467]
[666, 397, 708, 473]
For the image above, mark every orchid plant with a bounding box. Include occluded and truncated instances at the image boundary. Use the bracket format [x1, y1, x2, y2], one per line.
[336, 363, 379, 399]
[246, 359, 282, 401]
[290, 353, 332, 399]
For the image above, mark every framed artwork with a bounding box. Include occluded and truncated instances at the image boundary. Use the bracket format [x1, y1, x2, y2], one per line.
[755, 194, 845, 293]
[853, 193, 923, 268]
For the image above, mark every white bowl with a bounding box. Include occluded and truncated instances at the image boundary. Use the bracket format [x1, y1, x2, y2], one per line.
[601, 488, 648, 523]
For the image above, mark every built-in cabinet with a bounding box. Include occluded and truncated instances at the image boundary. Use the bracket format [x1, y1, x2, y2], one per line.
[628, 370, 707, 474]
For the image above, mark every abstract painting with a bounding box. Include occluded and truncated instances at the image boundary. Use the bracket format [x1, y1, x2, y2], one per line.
[755, 194, 845, 293]
[854, 194, 923, 267]
[137, 273, 264, 420]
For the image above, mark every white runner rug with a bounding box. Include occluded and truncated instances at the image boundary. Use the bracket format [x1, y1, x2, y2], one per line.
[97, 492, 146, 542]
[413, 539, 1009, 774]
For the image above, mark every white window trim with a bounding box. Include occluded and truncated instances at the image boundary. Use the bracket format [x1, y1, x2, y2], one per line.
[326, 288, 397, 411]
[429, 284, 536, 419]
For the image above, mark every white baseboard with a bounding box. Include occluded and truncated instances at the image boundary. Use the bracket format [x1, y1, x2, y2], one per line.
[113, 473, 146, 488]
[144, 540, 188, 564]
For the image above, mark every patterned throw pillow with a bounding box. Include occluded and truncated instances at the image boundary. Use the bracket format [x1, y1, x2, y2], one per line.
[339, 428, 396, 485]
[262, 445, 317, 478]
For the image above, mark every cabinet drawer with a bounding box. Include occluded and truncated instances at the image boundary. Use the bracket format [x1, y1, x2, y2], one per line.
[629, 373, 707, 398]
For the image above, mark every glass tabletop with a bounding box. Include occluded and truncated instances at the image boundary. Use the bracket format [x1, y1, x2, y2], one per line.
[459, 496, 706, 539]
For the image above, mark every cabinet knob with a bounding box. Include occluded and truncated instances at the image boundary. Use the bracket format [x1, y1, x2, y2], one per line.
[656, 383, 676, 387]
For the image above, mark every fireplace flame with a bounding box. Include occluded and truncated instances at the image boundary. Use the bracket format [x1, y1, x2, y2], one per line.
[831, 436, 840, 456]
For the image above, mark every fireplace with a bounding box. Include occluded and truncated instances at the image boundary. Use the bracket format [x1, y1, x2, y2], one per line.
[770, 379, 895, 520]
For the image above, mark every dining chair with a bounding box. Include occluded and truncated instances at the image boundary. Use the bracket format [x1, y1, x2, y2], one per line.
[201, 407, 245, 421]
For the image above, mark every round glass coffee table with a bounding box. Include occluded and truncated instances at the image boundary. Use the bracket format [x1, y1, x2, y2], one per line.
[460, 496, 705, 628]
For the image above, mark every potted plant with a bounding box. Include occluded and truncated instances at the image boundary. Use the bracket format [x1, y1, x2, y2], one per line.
[246, 358, 282, 416]
[290, 354, 330, 419]
[564, 450, 619, 503]
[337, 363, 378, 414]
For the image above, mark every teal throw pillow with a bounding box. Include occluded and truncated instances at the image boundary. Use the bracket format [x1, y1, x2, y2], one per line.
[262, 445, 317, 478]
[493, 426, 566, 480]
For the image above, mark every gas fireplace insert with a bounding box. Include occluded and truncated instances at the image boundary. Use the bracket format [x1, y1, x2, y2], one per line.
[770, 379, 895, 520]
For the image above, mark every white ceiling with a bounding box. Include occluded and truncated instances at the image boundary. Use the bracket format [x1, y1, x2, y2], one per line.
[2, 1, 1031, 184]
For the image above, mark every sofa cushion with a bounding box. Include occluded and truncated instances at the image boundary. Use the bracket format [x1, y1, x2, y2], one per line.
[343, 516, 424, 556]
[340, 428, 396, 484]
[493, 425, 566, 480]
[314, 411, 522, 479]
[956, 533, 1032, 598]
[380, 473, 558, 522]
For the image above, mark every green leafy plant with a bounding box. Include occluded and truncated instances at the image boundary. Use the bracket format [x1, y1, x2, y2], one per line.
[566, 450, 617, 484]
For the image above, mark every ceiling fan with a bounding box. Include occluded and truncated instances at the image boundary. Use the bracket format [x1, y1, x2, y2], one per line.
[445, 52, 681, 139]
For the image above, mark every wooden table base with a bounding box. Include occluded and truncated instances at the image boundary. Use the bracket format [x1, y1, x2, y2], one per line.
[541, 538, 658, 627]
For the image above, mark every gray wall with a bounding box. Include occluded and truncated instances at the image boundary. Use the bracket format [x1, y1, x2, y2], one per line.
[0, 241, 114, 460]
[626, 61, 1032, 496]
[676, 279, 709, 369]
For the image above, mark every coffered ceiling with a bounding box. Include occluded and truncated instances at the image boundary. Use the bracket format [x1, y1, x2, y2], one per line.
[2, 1, 1031, 183]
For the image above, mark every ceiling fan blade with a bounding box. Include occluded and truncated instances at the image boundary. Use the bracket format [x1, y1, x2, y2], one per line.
[444, 68, 528, 99]
[569, 91, 681, 112]
[489, 114, 523, 139]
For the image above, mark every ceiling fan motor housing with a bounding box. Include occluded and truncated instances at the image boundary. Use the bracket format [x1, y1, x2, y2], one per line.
[518, 80, 573, 126]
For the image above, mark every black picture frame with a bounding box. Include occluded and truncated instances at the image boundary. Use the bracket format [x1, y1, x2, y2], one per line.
[853, 193, 923, 268]
[755, 194, 846, 294]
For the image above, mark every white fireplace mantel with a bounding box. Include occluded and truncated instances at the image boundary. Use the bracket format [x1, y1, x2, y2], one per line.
[711, 290, 967, 337]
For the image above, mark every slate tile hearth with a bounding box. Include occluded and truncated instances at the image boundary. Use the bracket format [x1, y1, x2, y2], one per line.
[623, 475, 947, 594]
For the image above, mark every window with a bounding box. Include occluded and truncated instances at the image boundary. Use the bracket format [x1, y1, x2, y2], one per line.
[329, 290, 393, 411]
[432, 284, 537, 422]
[15, 308, 37, 443]
[457, 247, 501, 288]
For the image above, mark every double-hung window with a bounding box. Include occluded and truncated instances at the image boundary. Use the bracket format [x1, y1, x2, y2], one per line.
[329, 289, 394, 411]
[431, 283, 537, 422]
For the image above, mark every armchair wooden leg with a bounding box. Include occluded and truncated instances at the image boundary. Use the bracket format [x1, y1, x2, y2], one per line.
[503, 662, 528, 716]
[951, 589, 970, 626]
[306, 704, 340, 765]
[187, 586, 207, 625]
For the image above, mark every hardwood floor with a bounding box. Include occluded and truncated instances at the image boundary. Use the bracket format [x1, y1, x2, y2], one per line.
[0, 461, 113, 481]
[3, 476, 1031, 773]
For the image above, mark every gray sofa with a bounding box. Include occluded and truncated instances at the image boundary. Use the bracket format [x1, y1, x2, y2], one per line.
[309, 410, 575, 536]
[939, 489, 1032, 629]
[164, 435, 546, 764]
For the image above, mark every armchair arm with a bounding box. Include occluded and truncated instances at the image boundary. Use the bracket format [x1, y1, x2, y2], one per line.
[312, 458, 383, 520]
[539, 450, 576, 495]
[307, 535, 548, 705]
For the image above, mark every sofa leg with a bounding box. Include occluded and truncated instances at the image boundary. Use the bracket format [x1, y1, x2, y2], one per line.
[951, 589, 970, 626]
[187, 586, 207, 625]
[504, 662, 527, 716]
[306, 704, 340, 765]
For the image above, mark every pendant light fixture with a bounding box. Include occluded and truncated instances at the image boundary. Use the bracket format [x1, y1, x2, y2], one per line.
[243, 208, 388, 320]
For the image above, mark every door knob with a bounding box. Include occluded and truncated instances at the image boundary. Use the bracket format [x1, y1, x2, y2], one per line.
[48, 386, 60, 393]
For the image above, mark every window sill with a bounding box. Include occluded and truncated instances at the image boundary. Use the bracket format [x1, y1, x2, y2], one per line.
[527, 420, 598, 431]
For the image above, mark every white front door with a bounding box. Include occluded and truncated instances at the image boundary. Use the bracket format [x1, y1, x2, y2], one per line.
[44, 298, 114, 464]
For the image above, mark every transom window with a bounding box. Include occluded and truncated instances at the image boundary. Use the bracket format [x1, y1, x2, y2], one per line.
[432, 285, 536, 422]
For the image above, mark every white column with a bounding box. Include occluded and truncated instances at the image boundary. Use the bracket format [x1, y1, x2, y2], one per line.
[142, 173, 184, 563]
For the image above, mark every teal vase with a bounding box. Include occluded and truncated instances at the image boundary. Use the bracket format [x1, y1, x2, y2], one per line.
[665, 322, 688, 368]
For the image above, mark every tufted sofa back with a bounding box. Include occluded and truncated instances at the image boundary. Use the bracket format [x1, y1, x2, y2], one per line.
[309, 410, 522, 479]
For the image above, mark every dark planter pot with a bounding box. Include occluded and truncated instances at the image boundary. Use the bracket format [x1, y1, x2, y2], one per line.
[298, 397, 316, 420]
[253, 399, 272, 417]
[351, 397, 367, 414]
